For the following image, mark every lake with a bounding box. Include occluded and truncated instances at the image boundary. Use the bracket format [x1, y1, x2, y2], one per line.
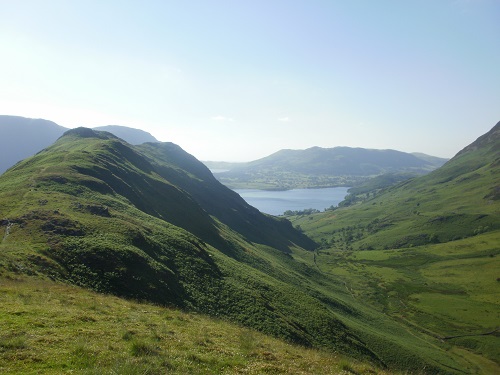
[233, 187, 350, 216]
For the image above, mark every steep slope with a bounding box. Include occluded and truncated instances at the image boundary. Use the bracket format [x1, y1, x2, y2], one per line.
[137, 142, 317, 253]
[214, 146, 447, 190]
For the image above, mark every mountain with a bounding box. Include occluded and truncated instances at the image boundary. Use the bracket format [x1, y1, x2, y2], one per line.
[0, 115, 158, 174]
[0, 128, 369, 356]
[135, 142, 315, 253]
[0, 115, 67, 175]
[210, 146, 448, 190]
[291, 122, 500, 372]
[411, 152, 449, 168]
[301, 121, 500, 249]
[0, 127, 472, 373]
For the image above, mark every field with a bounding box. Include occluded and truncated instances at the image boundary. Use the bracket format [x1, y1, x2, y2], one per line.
[288, 231, 500, 374]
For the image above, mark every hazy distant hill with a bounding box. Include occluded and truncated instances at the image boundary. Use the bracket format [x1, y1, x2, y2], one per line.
[411, 152, 449, 168]
[93, 125, 157, 144]
[208, 146, 448, 190]
[300, 121, 500, 248]
[0, 116, 67, 175]
[0, 115, 158, 174]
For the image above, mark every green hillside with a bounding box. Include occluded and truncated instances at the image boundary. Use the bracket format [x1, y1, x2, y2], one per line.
[294, 122, 500, 250]
[0, 276, 392, 375]
[212, 146, 447, 190]
[290, 122, 500, 372]
[0, 127, 495, 373]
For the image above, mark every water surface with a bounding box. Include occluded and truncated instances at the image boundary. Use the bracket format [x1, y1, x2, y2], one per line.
[234, 187, 350, 216]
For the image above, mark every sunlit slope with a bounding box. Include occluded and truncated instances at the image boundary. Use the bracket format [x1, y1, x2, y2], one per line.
[0, 276, 393, 375]
[0, 127, 489, 373]
[0, 128, 374, 361]
[297, 121, 500, 250]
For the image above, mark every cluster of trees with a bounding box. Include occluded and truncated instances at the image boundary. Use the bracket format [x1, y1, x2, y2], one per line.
[283, 208, 320, 216]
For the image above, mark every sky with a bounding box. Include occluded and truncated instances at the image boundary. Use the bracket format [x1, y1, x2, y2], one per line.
[1, 0, 499, 161]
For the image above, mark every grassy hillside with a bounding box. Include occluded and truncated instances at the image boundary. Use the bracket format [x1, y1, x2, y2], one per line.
[0, 127, 494, 373]
[289, 122, 500, 373]
[136, 141, 316, 252]
[213, 147, 447, 190]
[0, 129, 375, 367]
[0, 275, 391, 375]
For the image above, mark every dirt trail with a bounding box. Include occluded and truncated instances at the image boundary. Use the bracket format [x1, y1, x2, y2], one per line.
[441, 328, 499, 341]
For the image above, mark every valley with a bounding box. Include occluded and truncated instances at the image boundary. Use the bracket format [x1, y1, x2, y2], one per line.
[0, 120, 498, 374]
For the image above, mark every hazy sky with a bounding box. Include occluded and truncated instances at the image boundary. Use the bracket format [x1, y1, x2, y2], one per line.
[1, 1, 499, 161]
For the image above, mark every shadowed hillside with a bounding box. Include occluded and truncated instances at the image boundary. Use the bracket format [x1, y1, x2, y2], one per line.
[137, 142, 317, 253]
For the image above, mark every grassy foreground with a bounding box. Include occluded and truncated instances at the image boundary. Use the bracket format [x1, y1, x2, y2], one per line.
[0, 275, 391, 375]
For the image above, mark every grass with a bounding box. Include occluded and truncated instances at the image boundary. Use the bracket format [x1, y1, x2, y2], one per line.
[292, 232, 500, 373]
[0, 275, 390, 375]
[293, 141, 500, 251]
[0, 130, 401, 372]
[284, 133, 500, 373]
[1, 127, 498, 374]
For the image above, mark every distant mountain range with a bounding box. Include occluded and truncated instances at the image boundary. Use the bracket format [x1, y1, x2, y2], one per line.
[205, 147, 448, 190]
[0, 115, 158, 174]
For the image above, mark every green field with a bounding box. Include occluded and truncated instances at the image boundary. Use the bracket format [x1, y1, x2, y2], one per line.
[303, 233, 499, 369]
